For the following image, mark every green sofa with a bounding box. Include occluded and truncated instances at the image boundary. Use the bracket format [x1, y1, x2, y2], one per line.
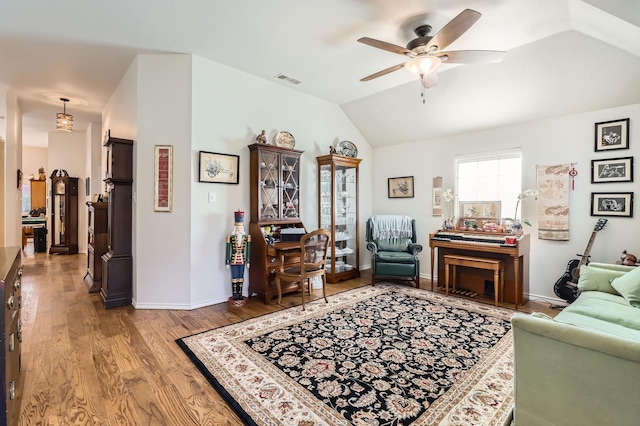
[511, 262, 640, 426]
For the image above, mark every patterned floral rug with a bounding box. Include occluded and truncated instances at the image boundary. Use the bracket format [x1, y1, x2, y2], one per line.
[177, 284, 514, 425]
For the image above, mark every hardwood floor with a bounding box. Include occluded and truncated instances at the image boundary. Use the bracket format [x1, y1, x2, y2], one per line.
[18, 244, 556, 425]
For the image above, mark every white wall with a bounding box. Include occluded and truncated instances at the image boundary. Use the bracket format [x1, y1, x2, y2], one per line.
[86, 122, 103, 199]
[373, 102, 640, 304]
[2, 92, 22, 247]
[189, 56, 373, 308]
[102, 53, 373, 309]
[48, 130, 89, 253]
[134, 54, 193, 308]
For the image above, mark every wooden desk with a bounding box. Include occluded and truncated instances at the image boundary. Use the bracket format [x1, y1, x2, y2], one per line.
[248, 221, 307, 304]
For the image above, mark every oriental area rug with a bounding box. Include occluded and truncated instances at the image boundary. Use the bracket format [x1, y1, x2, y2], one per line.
[176, 284, 514, 425]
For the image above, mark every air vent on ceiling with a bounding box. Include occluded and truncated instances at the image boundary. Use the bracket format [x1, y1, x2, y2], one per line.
[274, 73, 301, 85]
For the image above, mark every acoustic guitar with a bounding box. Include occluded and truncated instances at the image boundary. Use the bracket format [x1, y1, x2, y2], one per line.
[553, 218, 608, 303]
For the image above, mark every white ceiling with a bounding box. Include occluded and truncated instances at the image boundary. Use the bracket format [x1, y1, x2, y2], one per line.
[1, 0, 640, 148]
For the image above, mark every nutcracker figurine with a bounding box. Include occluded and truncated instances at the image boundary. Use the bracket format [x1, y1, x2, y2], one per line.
[225, 210, 251, 305]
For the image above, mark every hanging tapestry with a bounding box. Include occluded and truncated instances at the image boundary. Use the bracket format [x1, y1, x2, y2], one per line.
[433, 176, 443, 216]
[537, 164, 570, 241]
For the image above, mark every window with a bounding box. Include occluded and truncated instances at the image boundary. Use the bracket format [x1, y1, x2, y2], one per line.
[455, 149, 522, 221]
[21, 182, 31, 213]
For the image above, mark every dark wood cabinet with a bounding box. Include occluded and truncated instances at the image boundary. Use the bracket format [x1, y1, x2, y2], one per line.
[0, 247, 23, 426]
[317, 154, 361, 283]
[101, 134, 134, 309]
[84, 201, 108, 293]
[248, 143, 307, 304]
[49, 169, 79, 254]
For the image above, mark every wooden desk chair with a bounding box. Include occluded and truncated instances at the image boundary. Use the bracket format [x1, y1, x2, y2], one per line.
[22, 226, 34, 250]
[276, 229, 331, 310]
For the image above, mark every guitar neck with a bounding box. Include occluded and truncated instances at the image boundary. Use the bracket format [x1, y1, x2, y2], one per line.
[579, 219, 607, 269]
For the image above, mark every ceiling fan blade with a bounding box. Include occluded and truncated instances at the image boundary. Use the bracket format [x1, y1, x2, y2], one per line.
[358, 37, 413, 56]
[360, 63, 406, 81]
[420, 72, 438, 89]
[437, 50, 506, 64]
[427, 9, 481, 52]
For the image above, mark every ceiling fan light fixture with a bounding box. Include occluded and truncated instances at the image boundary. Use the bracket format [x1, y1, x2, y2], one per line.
[56, 98, 73, 132]
[404, 56, 441, 77]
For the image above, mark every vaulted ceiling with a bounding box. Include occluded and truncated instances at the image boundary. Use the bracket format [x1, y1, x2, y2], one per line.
[1, 0, 640, 148]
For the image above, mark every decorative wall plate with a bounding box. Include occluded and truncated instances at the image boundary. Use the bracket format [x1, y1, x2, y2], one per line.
[275, 131, 295, 148]
[335, 140, 358, 157]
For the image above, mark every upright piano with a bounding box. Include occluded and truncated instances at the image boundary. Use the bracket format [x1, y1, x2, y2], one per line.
[430, 230, 530, 306]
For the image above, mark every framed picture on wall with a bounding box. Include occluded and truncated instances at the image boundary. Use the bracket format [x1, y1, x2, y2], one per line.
[591, 157, 633, 183]
[388, 176, 414, 198]
[154, 145, 173, 212]
[591, 192, 633, 218]
[198, 151, 240, 184]
[595, 118, 629, 152]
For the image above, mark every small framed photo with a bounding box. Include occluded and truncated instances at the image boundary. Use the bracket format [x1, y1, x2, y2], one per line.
[388, 176, 414, 198]
[591, 192, 634, 218]
[591, 157, 633, 183]
[595, 118, 629, 152]
[154, 145, 173, 212]
[198, 151, 239, 184]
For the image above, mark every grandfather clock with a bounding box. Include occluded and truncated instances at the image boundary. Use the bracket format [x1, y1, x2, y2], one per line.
[49, 169, 79, 254]
[101, 132, 134, 308]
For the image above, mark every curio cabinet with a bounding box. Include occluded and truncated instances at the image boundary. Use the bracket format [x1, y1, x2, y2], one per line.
[317, 154, 361, 283]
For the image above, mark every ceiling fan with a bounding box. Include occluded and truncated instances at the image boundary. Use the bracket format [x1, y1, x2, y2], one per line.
[358, 9, 505, 89]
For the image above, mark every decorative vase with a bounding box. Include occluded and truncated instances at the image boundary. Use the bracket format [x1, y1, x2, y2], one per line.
[511, 219, 523, 235]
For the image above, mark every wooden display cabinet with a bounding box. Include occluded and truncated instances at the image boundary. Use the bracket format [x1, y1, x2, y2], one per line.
[317, 154, 361, 283]
[248, 143, 307, 304]
[84, 201, 108, 293]
[29, 178, 46, 212]
[101, 133, 134, 309]
[49, 169, 79, 254]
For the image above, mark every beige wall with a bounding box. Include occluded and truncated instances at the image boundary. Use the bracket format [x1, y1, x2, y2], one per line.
[23, 146, 48, 179]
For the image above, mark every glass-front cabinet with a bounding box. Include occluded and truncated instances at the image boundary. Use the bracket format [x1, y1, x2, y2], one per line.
[249, 143, 302, 221]
[317, 154, 361, 283]
[248, 143, 307, 304]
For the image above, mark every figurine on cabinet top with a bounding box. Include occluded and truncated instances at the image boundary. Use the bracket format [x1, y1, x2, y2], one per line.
[256, 130, 267, 144]
[225, 210, 251, 306]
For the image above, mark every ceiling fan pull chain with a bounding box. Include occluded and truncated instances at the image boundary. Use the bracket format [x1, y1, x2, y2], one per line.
[421, 75, 426, 104]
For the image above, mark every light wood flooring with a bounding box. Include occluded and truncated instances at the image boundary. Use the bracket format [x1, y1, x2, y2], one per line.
[17, 243, 557, 425]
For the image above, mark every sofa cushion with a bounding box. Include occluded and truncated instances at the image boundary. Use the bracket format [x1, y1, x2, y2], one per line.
[376, 238, 411, 252]
[577, 264, 628, 294]
[554, 291, 640, 341]
[611, 267, 640, 308]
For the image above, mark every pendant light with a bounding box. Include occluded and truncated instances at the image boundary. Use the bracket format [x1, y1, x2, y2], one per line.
[56, 98, 73, 132]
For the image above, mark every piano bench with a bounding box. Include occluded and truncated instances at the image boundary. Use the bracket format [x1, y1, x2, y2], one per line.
[443, 254, 504, 307]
